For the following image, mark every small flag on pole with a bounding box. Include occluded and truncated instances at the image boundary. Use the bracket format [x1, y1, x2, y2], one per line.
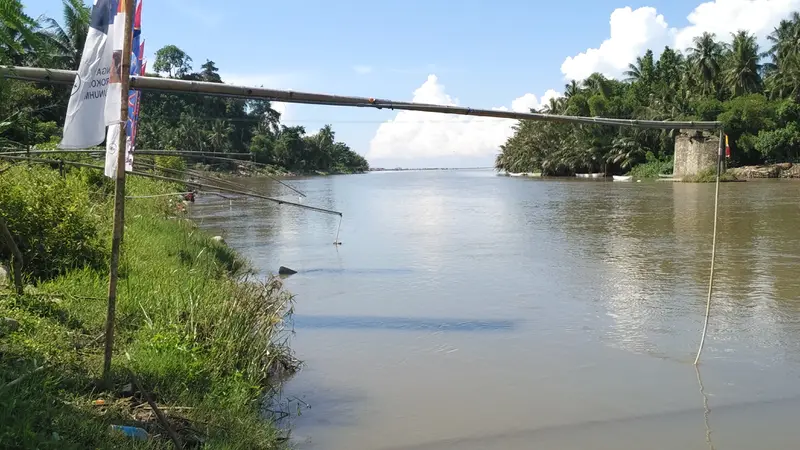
[105, 0, 142, 177]
[725, 134, 730, 159]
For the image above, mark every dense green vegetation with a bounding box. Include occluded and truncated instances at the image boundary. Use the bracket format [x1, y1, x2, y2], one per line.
[0, 0, 369, 174]
[496, 12, 800, 176]
[0, 163, 297, 448]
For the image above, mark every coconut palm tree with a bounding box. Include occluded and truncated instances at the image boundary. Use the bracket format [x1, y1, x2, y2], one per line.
[764, 13, 800, 100]
[0, 0, 45, 65]
[582, 73, 611, 98]
[564, 80, 581, 99]
[624, 50, 655, 83]
[724, 30, 762, 96]
[208, 119, 233, 152]
[41, 0, 91, 70]
[686, 32, 727, 97]
[767, 12, 800, 64]
[543, 97, 565, 114]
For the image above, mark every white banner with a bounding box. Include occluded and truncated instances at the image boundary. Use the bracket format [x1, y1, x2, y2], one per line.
[104, 124, 133, 178]
[105, 0, 130, 126]
[58, 0, 115, 149]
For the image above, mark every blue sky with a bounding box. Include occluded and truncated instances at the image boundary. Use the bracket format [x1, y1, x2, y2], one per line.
[24, 0, 799, 167]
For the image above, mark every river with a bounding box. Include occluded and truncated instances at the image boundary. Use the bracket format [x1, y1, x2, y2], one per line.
[190, 170, 800, 450]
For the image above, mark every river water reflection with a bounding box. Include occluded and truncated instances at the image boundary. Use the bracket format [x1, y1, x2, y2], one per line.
[191, 170, 800, 450]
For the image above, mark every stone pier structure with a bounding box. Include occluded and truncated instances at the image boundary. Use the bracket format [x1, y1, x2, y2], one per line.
[673, 130, 721, 179]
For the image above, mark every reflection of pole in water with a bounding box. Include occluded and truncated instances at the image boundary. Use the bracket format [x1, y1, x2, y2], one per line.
[695, 364, 716, 450]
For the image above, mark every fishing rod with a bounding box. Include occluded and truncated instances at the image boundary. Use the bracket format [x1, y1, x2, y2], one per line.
[0, 66, 722, 130]
[133, 160, 283, 199]
[0, 149, 251, 159]
[0, 148, 308, 197]
[0, 154, 340, 216]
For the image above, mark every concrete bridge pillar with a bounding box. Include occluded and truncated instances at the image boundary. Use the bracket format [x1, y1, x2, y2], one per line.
[673, 130, 721, 179]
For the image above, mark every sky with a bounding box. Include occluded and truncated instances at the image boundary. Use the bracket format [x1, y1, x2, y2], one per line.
[24, 0, 800, 168]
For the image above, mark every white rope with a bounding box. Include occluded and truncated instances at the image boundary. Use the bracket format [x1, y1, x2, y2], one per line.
[694, 131, 724, 365]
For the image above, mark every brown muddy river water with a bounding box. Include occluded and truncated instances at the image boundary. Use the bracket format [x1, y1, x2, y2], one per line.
[191, 170, 800, 449]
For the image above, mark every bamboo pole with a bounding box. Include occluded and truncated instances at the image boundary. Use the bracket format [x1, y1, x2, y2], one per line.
[0, 66, 722, 131]
[104, 0, 135, 384]
[0, 215, 24, 295]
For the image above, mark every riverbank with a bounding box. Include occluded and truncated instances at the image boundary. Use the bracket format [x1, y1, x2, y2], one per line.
[0, 165, 296, 449]
[728, 163, 800, 179]
[192, 161, 367, 178]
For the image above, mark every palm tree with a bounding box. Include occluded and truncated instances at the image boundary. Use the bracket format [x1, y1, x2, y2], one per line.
[564, 80, 581, 99]
[208, 120, 233, 152]
[0, 0, 46, 65]
[686, 32, 727, 97]
[724, 30, 762, 96]
[607, 135, 647, 170]
[764, 13, 800, 100]
[41, 0, 91, 70]
[582, 73, 611, 97]
[624, 50, 655, 83]
[767, 13, 800, 63]
[543, 97, 565, 114]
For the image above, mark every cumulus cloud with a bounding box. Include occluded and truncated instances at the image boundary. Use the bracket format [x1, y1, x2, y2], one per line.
[367, 75, 557, 161]
[674, 0, 800, 51]
[561, 0, 800, 81]
[561, 6, 672, 81]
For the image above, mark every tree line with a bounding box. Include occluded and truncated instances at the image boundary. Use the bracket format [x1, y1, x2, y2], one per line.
[0, 0, 369, 174]
[496, 12, 800, 175]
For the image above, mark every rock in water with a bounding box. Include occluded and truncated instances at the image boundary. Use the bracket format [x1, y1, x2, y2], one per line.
[278, 266, 297, 275]
[211, 236, 226, 244]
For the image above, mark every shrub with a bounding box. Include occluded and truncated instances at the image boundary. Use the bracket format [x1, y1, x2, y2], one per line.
[682, 166, 739, 182]
[0, 166, 106, 281]
[154, 155, 186, 176]
[629, 154, 674, 178]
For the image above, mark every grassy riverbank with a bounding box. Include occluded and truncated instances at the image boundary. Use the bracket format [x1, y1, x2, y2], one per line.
[0, 164, 296, 449]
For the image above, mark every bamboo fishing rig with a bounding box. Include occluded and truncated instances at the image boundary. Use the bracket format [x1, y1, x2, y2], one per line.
[1, 64, 724, 372]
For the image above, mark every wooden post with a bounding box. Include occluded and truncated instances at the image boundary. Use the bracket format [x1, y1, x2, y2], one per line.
[103, 0, 135, 384]
[0, 215, 24, 295]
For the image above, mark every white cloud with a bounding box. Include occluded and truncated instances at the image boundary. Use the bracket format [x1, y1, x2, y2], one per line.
[540, 89, 562, 108]
[561, 6, 672, 81]
[353, 65, 373, 75]
[271, 101, 288, 118]
[674, 0, 800, 51]
[367, 75, 557, 161]
[561, 0, 800, 81]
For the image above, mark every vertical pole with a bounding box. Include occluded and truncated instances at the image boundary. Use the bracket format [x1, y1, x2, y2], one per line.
[103, 0, 135, 384]
[0, 215, 24, 296]
[694, 129, 723, 366]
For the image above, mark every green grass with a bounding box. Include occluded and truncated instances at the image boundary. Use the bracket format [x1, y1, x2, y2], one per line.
[0, 165, 297, 449]
[628, 157, 674, 179]
[682, 166, 741, 183]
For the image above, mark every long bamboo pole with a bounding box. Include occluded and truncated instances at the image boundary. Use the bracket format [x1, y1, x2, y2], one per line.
[0, 66, 722, 131]
[103, 0, 135, 384]
[0, 149, 252, 159]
